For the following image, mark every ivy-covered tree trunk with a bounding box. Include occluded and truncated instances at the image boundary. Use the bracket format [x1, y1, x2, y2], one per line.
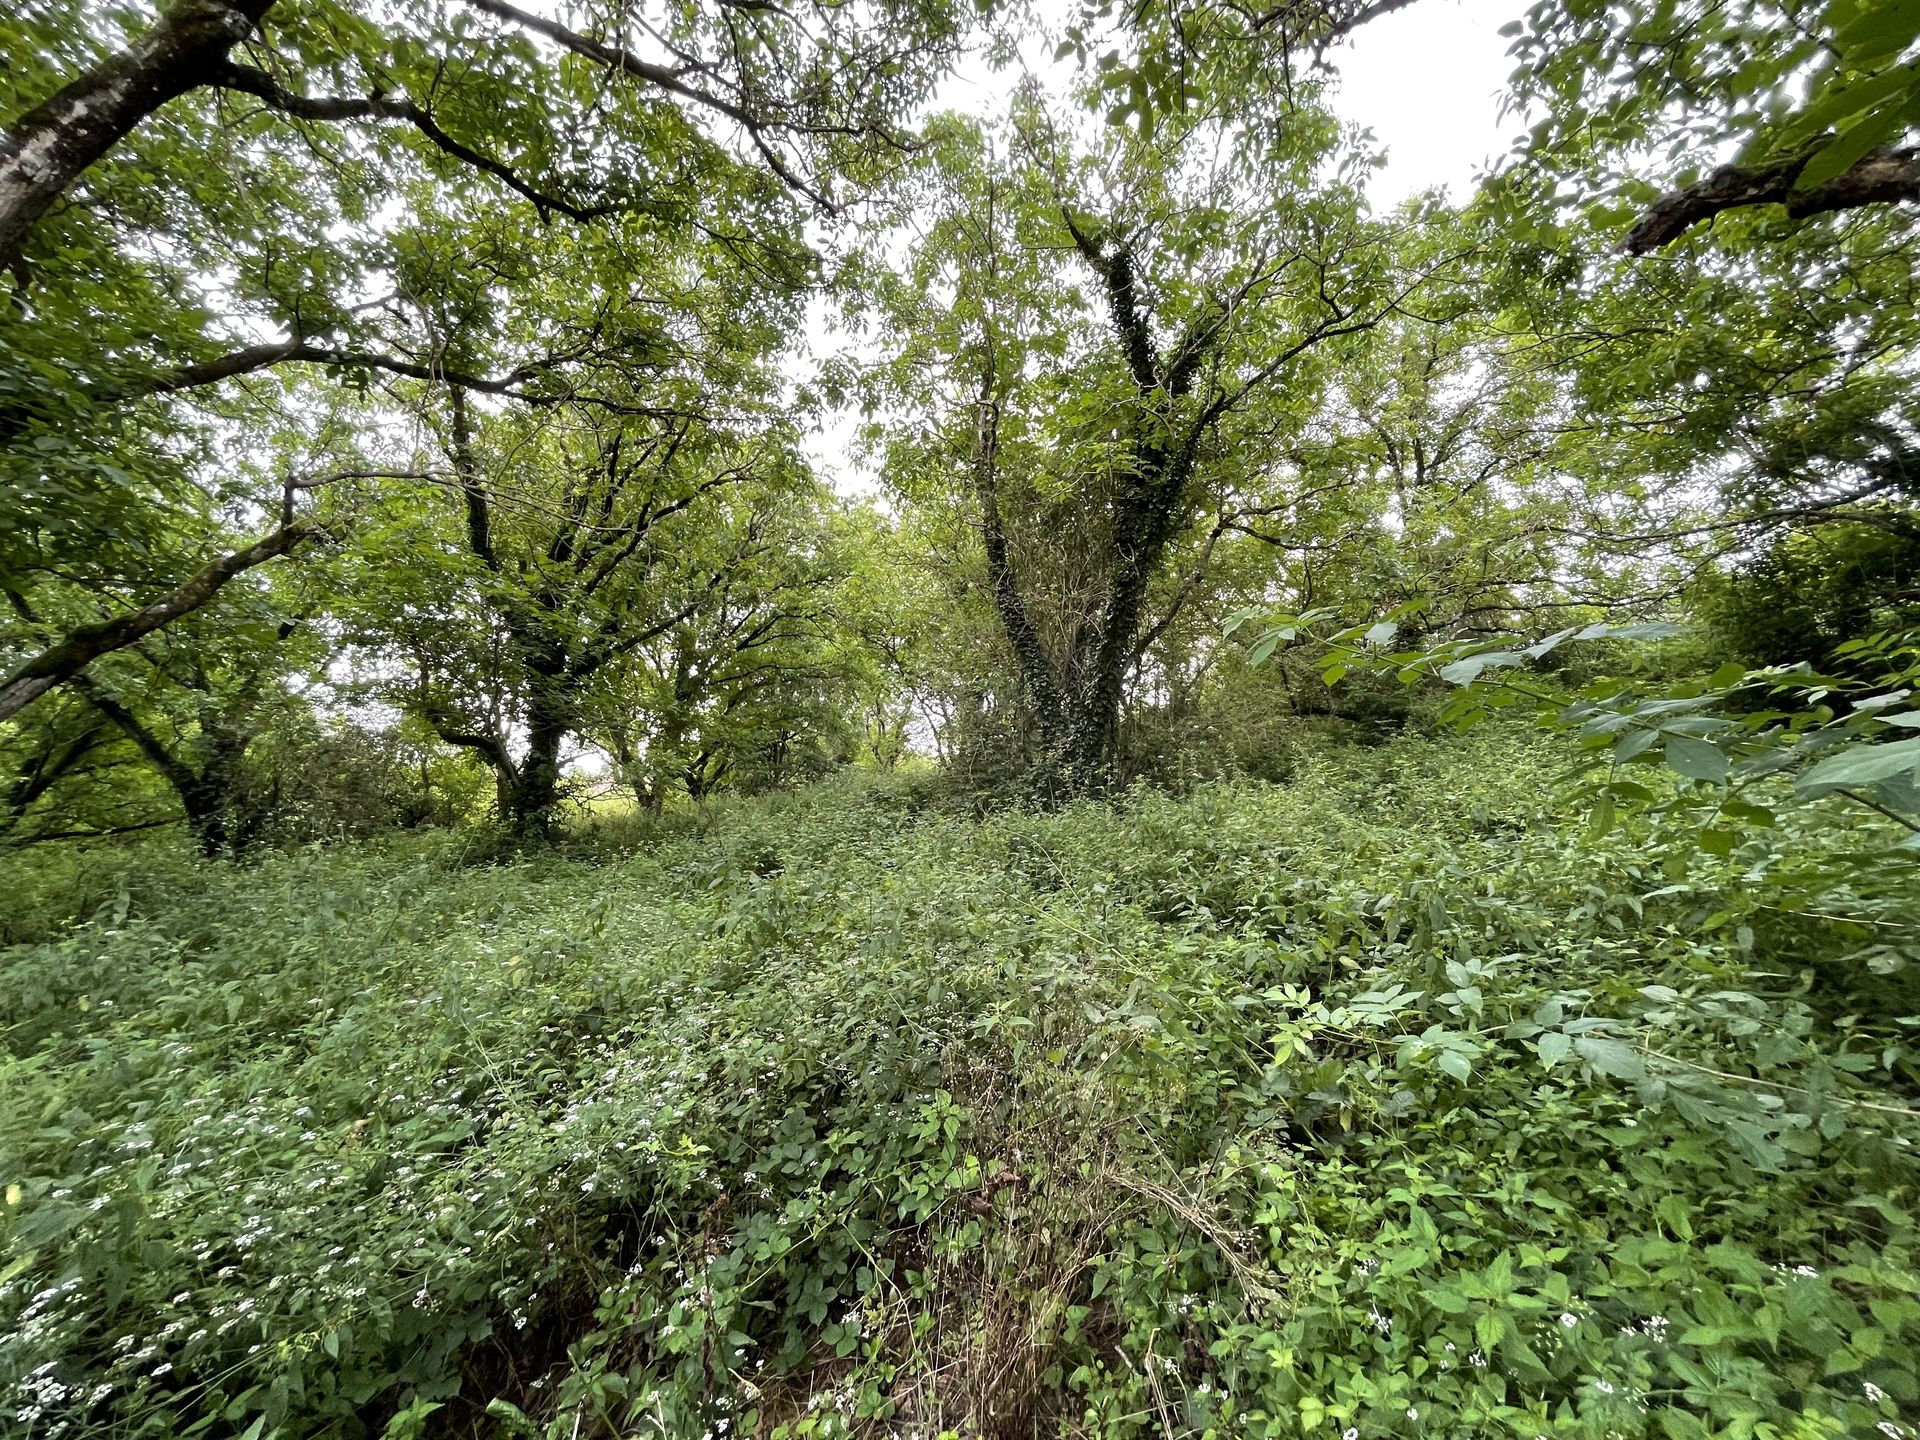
[972, 303, 1212, 796]
[504, 683, 570, 838]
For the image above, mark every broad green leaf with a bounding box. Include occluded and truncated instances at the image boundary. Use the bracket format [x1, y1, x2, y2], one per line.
[1575, 1035, 1646, 1080]
[1798, 737, 1920, 791]
[1440, 651, 1524, 686]
[1665, 735, 1730, 784]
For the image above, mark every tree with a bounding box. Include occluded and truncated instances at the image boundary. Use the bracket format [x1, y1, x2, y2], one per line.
[2, 549, 337, 854]
[591, 491, 859, 807]
[1, 0, 966, 272]
[340, 384, 816, 836]
[0, 0, 970, 720]
[869, 94, 1448, 788]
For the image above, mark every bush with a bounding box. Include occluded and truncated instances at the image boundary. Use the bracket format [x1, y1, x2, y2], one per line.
[1, 730, 1916, 1439]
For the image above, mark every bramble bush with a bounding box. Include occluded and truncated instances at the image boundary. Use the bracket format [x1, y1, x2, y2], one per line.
[2, 729, 1917, 1439]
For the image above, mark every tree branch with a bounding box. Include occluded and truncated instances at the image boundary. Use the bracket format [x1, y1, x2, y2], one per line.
[445, 384, 497, 570]
[0, 0, 277, 271]
[211, 60, 616, 223]
[456, 0, 835, 207]
[70, 675, 203, 799]
[0, 518, 319, 722]
[1623, 144, 1920, 255]
[1062, 210, 1162, 393]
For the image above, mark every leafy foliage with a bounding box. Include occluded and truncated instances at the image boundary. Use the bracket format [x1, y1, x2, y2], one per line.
[3, 732, 1917, 1437]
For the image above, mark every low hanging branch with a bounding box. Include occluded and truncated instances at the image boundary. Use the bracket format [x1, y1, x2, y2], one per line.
[0, 517, 318, 723]
[1622, 144, 1920, 254]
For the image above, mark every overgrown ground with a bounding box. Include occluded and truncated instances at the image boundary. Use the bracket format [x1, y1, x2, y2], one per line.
[3, 728, 1919, 1440]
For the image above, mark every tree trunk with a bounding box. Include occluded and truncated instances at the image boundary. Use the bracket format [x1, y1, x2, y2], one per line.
[504, 688, 569, 837]
[0, 0, 278, 271]
[177, 774, 233, 858]
[75, 679, 249, 858]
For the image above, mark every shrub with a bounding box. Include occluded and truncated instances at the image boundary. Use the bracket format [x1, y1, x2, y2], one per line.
[1, 731, 1916, 1439]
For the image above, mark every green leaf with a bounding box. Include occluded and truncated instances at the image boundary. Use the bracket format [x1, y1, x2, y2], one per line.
[1574, 1035, 1646, 1080]
[1796, 79, 1915, 188]
[1665, 735, 1729, 784]
[1699, 828, 1736, 857]
[1614, 728, 1659, 762]
[1537, 1031, 1571, 1068]
[1790, 60, 1913, 137]
[1798, 737, 1920, 792]
[1586, 793, 1616, 840]
[1440, 651, 1524, 686]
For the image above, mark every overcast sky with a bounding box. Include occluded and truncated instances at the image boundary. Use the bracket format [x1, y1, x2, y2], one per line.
[1335, 0, 1527, 204]
[802, 0, 1527, 491]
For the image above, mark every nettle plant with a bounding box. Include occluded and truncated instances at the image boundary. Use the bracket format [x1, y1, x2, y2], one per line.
[1230, 608, 1920, 858]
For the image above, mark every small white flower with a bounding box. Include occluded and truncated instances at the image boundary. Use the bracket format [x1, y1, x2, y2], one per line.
[1343, 1429, 1359, 1440]
[1864, 1381, 1887, 1403]
[1406, 1407, 1418, 1421]
[1877, 1423, 1904, 1440]
[1559, 1311, 1579, 1328]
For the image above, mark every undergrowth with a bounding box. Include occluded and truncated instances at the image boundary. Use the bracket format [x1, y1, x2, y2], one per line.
[3, 728, 1918, 1440]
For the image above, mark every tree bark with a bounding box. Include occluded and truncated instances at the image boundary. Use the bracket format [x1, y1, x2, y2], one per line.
[0, 0, 277, 271]
[1622, 144, 1920, 254]
[0, 518, 316, 723]
[504, 679, 570, 837]
[972, 376, 1068, 749]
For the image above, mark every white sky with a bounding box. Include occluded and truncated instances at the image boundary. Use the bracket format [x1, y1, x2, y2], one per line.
[801, 0, 1525, 492]
[1335, 0, 1527, 205]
